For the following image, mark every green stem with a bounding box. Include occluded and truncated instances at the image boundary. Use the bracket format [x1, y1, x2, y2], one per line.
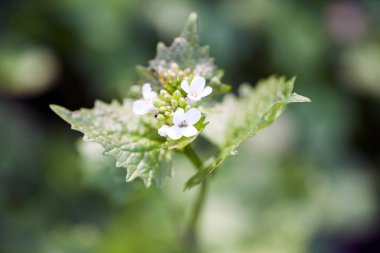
[182, 145, 208, 253]
[183, 145, 203, 171]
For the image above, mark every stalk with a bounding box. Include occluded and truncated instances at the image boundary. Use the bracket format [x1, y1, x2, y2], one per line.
[182, 145, 209, 253]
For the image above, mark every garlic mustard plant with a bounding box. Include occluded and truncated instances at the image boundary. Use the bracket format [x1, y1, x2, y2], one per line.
[50, 13, 310, 252]
[51, 12, 310, 188]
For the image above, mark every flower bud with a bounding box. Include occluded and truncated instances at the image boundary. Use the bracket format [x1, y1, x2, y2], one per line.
[184, 68, 191, 74]
[164, 94, 172, 102]
[173, 90, 182, 100]
[170, 62, 179, 71]
[179, 97, 187, 108]
[154, 99, 166, 108]
[171, 99, 178, 107]
[165, 112, 173, 122]
[157, 114, 166, 121]
[185, 105, 191, 111]
[160, 89, 169, 99]
[159, 106, 167, 113]
[168, 70, 176, 78]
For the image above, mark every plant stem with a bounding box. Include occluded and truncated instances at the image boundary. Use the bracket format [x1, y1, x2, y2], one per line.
[182, 145, 208, 253]
[183, 144, 203, 171]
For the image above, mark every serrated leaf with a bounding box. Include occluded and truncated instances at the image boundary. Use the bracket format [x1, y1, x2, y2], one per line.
[149, 13, 217, 79]
[185, 76, 310, 189]
[50, 100, 172, 187]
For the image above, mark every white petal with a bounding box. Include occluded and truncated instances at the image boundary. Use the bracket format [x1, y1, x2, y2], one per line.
[142, 83, 152, 97]
[145, 101, 157, 111]
[133, 100, 150, 115]
[158, 125, 169, 137]
[146, 91, 157, 100]
[187, 94, 201, 101]
[199, 86, 212, 98]
[186, 96, 200, 103]
[182, 126, 198, 137]
[181, 79, 191, 94]
[190, 76, 205, 93]
[173, 108, 186, 125]
[166, 126, 183, 140]
[185, 108, 201, 125]
[142, 83, 157, 100]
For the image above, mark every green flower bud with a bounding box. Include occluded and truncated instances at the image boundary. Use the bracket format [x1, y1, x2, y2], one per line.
[160, 89, 169, 99]
[165, 112, 173, 122]
[164, 94, 172, 102]
[185, 105, 191, 111]
[159, 106, 167, 113]
[179, 97, 187, 108]
[173, 90, 182, 100]
[154, 99, 166, 108]
[171, 99, 178, 107]
[157, 114, 166, 121]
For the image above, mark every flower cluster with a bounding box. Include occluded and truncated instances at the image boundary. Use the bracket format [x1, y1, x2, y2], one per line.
[132, 64, 212, 140]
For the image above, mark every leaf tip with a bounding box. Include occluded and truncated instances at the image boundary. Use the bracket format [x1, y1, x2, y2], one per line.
[181, 12, 199, 38]
[189, 12, 198, 22]
[290, 93, 311, 103]
[49, 104, 60, 111]
[49, 104, 68, 116]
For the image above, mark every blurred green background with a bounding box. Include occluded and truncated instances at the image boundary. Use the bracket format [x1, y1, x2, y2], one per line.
[1, 0, 380, 252]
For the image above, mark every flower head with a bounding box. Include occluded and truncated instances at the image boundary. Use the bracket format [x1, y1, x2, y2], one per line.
[133, 83, 157, 115]
[166, 108, 201, 140]
[181, 76, 212, 101]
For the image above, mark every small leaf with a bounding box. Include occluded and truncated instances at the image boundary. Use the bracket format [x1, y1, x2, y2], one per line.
[185, 76, 310, 189]
[149, 13, 218, 80]
[50, 100, 172, 187]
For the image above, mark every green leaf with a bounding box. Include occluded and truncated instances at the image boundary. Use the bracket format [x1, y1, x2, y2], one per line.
[149, 13, 218, 79]
[50, 100, 172, 187]
[185, 76, 310, 189]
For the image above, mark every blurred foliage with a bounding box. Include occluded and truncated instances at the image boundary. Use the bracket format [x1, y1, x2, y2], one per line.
[1, 0, 380, 253]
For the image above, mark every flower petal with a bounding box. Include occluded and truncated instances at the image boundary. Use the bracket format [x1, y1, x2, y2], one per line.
[142, 83, 152, 98]
[181, 79, 191, 94]
[142, 83, 157, 100]
[186, 95, 201, 102]
[182, 126, 198, 137]
[146, 91, 157, 100]
[166, 126, 182, 140]
[190, 76, 205, 93]
[173, 108, 186, 125]
[199, 86, 212, 98]
[133, 100, 150, 115]
[185, 108, 201, 125]
[158, 125, 169, 137]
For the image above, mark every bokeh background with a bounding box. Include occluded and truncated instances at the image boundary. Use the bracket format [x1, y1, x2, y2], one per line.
[1, 0, 380, 252]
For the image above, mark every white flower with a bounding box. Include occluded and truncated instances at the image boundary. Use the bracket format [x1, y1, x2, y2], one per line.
[166, 108, 201, 140]
[181, 75, 212, 101]
[133, 83, 157, 115]
[158, 125, 170, 137]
